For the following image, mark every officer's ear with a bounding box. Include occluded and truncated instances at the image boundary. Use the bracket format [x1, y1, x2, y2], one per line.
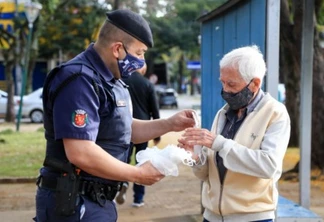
[112, 42, 123, 58]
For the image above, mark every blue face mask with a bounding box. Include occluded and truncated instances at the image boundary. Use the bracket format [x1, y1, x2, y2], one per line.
[118, 45, 145, 78]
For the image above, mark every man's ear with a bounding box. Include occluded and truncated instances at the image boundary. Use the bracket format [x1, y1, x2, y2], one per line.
[251, 78, 261, 92]
[112, 42, 122, 58]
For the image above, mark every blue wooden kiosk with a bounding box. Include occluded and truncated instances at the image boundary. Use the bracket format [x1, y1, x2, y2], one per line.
[198, 0, 323, 221]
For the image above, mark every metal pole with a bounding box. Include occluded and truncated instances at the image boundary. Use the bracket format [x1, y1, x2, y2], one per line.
[299, 0, 314, 209]
[266, 1, 281, 220]
[266, 0, 280, 99]
[16, 23, 33, 131]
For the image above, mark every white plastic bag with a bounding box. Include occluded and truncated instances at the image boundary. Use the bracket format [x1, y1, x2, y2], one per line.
[136, 145, 195, 176]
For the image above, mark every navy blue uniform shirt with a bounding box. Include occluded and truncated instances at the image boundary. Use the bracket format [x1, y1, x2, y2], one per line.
[42, 44, 132, 184]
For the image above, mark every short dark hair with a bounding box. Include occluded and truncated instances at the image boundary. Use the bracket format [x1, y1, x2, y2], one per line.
[97, 20, 135, 47]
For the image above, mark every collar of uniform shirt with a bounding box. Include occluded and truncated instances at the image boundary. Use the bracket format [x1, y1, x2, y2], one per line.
[85, 43, 115, 82]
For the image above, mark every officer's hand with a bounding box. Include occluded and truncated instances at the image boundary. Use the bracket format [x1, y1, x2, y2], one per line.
[136, 161, 164, 186]
[167, 109, 195, 132]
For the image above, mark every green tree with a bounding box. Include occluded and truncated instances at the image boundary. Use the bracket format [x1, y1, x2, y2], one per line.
[24, 0, 108, 94]
[146, 0, 226, 93]
[0, 0, 111, 123]
[143, 0, 161, 15]
[38, 0, 107, 60]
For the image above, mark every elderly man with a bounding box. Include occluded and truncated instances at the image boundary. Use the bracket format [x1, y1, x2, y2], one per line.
[179, 45, 290, 222]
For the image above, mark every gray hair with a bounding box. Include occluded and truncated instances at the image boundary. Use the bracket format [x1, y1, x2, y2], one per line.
[219, 45, 266, 84]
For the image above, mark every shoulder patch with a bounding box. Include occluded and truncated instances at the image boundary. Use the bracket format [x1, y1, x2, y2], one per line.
[72, 109, 88, 128]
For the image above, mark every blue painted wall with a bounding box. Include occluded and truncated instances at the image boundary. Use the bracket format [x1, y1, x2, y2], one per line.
[200, 0, 266, 129]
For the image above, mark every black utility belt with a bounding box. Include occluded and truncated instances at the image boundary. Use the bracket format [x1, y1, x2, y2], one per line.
[37, 176, 120, 202]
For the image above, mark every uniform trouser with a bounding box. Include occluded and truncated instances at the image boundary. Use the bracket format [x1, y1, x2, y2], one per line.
[33, 187, 118, 222]
[126, 142, 148, 202]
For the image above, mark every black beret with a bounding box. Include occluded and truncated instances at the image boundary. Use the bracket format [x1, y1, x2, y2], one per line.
[106, 9, 153, 48]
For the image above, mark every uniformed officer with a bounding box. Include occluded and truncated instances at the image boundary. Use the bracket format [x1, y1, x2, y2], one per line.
[34, 9, 195, 222]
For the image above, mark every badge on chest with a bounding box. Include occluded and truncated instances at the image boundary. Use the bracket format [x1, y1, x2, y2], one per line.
[116, 100, 126, 107]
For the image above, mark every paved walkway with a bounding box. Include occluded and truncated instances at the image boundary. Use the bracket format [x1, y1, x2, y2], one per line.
[117, 164, 203, 222]
[0, 164, 203, 222]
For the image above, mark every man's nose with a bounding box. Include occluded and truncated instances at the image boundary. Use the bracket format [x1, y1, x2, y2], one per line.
[222, 84, 230, 92]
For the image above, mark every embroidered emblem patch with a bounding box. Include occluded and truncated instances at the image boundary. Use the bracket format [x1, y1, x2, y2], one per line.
[72, 109, 88, 128]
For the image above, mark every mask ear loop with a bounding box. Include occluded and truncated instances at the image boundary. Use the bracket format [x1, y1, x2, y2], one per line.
[181, 150, 195, 166]
[247, 78, 257, 98]
[122, 43, 129, 54]
[120, 41, 132, 56]
[116, 42, 127, 61]
[246, 79, 254, 88]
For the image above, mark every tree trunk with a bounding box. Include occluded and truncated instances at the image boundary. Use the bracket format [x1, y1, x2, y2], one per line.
[27, 49, 38, 93]
[113, 0, 120, 10]
[5, 80, 16, 123]
[190, 70, 195, 95]
[311, 0, 324, 171]
[280, 0, 324, 172]
[177, 54, 184, 94]
[4, 59, 16, 123]
[311, 39, 324, 170]
[280, 0, 303, 147]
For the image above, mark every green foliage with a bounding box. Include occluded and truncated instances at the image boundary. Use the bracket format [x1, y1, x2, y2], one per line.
[32, 0, 228, 68]
[37, 0, 108, 59]
[0, 130, 45, 178]
[142, 0, 161, 15]
[318, 0, 324, 25]
[154, 0, 225, 51]
[37, 127, 45, 132]
[145, 0, 226, 81]
[0, 129, 14, 135]
[148, 0, 221, 54]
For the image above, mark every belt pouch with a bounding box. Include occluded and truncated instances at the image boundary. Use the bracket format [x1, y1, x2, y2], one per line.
[55, 173, 80, 216]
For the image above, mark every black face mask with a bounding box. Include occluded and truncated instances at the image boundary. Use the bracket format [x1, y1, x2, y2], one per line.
[221, 81, 254, 110]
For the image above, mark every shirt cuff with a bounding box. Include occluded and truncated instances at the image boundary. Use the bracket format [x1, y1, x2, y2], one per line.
[211, 134, 227, 152]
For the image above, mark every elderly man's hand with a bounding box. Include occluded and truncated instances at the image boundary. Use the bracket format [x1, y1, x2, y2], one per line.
[178, 127, 216, 150]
